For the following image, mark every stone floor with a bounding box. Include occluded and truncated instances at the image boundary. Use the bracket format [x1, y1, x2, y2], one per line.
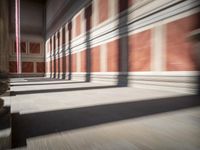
[9, 77, 200, 150]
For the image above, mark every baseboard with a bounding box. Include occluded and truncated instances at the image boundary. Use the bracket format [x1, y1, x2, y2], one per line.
[45, 72, 199, 94]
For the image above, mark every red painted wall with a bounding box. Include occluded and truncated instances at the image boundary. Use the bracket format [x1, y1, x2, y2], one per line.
[30, 42, 40, 54]
[129, 30, 151, 71]
[65, 55, 69, 73]
[81, 50, 86, 72]
[22, 62, 34, 73]
[98, 0, 108, 24]
[9, 61, 17, 73]
[75, 14, 81, 37]
[14, 41, 26, 53]
[45, 61, 50, 73]
[37, 62, 45, 73]
[166, 13, 200, 71]
[91, 46, 100, 72]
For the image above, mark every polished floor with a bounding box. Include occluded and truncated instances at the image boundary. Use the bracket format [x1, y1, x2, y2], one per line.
[10, 77, 200, 150]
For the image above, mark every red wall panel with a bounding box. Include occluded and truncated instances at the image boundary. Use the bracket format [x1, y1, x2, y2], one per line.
[30, 42, 40, 54]
[37, 62, 45, 73]
[81, 50, 86, 72]
[98, 0, 108, 24]
[129, 30, 151, 71]
[22, 62, 34, 73]
[9, 61, 17, 73]
[91, 46, 100, 72]
[166, 13, 200, 71]
[107, 40, 119, 72]
[14, 41, 26, 53]
[128, 0, 134, 7]
[76, 14, 81, 37]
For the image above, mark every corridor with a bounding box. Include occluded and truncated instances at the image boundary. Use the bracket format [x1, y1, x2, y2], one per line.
[1, 0, 200, 149]
[10, 78, 200, 150]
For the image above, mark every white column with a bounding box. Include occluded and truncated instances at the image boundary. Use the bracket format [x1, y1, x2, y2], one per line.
[15, 0, 22, 74]
[72, 17, 76, 39]
[56, 32, 58, 55]
[76, 52, 81, 72]
[52, 36, 54, 53]
[109, 0, 118, 18]
[100, 43, 107, 72]
[151, 24, 166, 71]
[60, 28, 62, 51]
[92, 0, 99, 27]
[65, 23, 68, 47]
[80, 10, 84, 34]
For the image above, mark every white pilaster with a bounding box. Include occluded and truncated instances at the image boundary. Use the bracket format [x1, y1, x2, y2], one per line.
[151, 24, 166, 71]
[72, 17, 76, 39]
[56, 33, 58, 55]
[109, 0, 118, 18]
[100, 43, 107, 72]
[51, 35, 54, 59]
[92, 0, 99, 27]
[59, 28, 62, 52]
[80, 10, 84, 34]
[65, 23, 68, 46]
[76, 52, 81, 72]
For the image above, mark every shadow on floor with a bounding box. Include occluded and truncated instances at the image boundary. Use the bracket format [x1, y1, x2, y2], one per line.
[10, 85, 117, 96]
[10, 78, 66, 83]
[12, 94, 200, 148]
[10, 81, 86, 87]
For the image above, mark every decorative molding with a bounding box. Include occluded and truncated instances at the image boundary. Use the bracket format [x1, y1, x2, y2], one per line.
[100, 44, 107, 72]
